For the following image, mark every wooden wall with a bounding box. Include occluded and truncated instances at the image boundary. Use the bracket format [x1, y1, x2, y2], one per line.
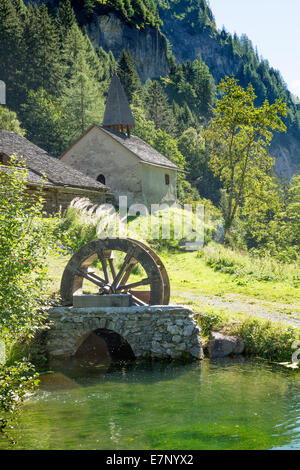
[26, 185, 109, 215]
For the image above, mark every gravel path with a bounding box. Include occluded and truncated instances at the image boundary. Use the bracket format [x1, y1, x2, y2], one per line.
[172, 291, 300, 328]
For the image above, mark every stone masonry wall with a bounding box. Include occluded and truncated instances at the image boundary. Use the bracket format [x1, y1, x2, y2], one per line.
[47, 306, 203, 361]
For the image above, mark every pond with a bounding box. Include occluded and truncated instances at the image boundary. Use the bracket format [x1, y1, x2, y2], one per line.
[1, 358, 300, 450]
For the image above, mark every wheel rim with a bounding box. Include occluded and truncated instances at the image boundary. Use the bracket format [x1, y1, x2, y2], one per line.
[60, 238, 169, 306]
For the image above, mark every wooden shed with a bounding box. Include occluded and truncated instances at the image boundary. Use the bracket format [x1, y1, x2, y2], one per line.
[0, 130, 111, 214]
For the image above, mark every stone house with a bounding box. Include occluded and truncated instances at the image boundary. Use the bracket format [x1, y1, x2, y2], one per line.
[0, 130, 110, 214]
[60, 74, 180, 208]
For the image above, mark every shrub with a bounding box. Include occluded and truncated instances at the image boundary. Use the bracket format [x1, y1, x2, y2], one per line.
[203, 243, 299, 282]
[235, 319, 298, 362]
[0, 158, 58, 431]
[197, 313, 222, 337]
[0, 362, 39, 432]
[0, 159, 57, 341]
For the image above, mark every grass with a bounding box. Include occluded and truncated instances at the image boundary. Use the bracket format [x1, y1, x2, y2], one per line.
[160, 249, 300, 304]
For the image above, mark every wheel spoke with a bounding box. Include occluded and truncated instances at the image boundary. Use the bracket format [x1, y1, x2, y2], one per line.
[67, 264, 106, 289]
[111, 246, 137, 291]
[86, 271, 106, 284]
[119, 258, 137, 286]
[118, 277, 151, 292]
[98, 250, 111, 284]
[131, 294, 148, 306]
[108, 258, 117, 280]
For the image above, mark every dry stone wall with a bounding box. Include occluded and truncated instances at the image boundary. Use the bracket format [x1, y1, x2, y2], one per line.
[47, 305, 203, 361]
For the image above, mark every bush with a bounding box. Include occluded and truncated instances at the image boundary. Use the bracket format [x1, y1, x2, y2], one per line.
[197, 313, 222, 337]
[0, 362, 39, 432]
[235, 319, 298, 362]
[0, 159, 58, 341]
[56, 207, 97, 252]
[0, 158, 58, 431]
[203, 243, 299, 282]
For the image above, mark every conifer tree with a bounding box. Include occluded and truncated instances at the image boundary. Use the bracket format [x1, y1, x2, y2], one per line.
[21, 89, 67, 156]
[22, 4, 63, 96]
[192, 57, 215, 117]
[143, 80, 176, 136]
[55, 0, 76, 38]
[0, 0, 23, 109]
[62, 49, 105, 141]
[117, 50, 142, 103]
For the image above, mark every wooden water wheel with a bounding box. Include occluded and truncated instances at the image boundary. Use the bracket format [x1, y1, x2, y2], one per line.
[60, 238, 170, 306]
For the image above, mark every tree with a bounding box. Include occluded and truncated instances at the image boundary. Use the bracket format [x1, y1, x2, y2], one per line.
[117, 50, 142, 103]
[55, 0, 76, 37]
[143, 80, 176, 135]
[59, 21, 105, 140]
[62, 50, 105, 139]
[0, 105, 25, 136]
[0, 0, 23, 109]
[205, 77, 287, 235]
[22, 4, 63, 96]
[192, 57, 215, 117]
[178, 127, 221, 203]
[21, 89, 67, 156]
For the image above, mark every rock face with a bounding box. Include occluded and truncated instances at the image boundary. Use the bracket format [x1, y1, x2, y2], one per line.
[208, 332, 245, 359]
[272, 134, 300, 180]
[47, 305, 203, 362]
[159, 18, 240, 84]
[86, 13, 168, 82]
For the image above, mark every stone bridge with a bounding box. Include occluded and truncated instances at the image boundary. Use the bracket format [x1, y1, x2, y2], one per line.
[47, 305, 203, 363]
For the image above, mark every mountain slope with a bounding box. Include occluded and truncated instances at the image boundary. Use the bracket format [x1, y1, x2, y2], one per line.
[156, 0, 300, 178]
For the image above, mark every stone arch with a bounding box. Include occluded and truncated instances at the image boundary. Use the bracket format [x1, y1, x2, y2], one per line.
[74, 328, 135, 365]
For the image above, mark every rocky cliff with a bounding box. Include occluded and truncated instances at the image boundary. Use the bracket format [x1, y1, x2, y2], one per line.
[86, 12, 168, 82]
[158, 12, 239, 82]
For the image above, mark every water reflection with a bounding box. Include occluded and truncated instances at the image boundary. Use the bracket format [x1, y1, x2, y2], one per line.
[1, 359, 300, 450]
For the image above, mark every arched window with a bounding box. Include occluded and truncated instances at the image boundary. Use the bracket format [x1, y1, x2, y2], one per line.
[96, 174, 106, 185]
[0, 154, 9, 165]
[165, 174, 170, 185]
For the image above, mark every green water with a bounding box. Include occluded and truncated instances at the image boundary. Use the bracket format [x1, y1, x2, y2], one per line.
[1, 359, 300, 450]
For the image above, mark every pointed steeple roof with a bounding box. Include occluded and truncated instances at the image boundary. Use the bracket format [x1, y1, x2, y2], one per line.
[103, 74, 135, 132]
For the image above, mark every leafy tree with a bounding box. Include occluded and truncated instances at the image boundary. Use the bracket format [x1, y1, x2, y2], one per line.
[0, 362, 39, 432]
[0, 158, 58, 431]
[205, 77, 287, 235]
[178, 127, 221, 204]
[0, 105, 25, 136]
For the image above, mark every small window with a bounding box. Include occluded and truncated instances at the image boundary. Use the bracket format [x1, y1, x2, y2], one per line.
[96, 174, 106, 185]
[165, 174, 170, 185]
[0, 154, 9, 165]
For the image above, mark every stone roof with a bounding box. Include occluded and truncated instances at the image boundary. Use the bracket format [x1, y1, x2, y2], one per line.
[103, 74, 135, 128]
[99, 126, 180, 170]
[61, 125, 180, 171]
[0, 130, 108, 191]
